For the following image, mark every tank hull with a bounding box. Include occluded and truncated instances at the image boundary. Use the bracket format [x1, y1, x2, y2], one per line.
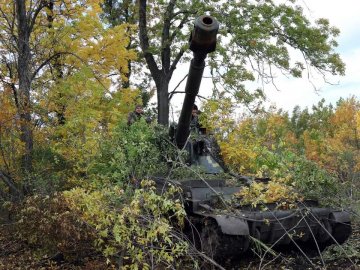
[156, 178, 352, 259]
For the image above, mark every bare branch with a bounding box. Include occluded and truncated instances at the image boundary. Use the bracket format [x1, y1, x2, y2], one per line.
[32, 51, 109, 92]
[29, 0, 48, 33]
[169, 74, 187, 101]
[0, 5, 14, 31]
[168, 48, 185, 79]
[169, 91, 207, 102]
[31, 51, 64, 81]
[170, 12, 193, 43]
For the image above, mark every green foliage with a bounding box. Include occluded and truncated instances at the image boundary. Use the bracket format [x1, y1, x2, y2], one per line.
[290, 99, 335, 143]
[103, 0, 345, 123]
[0, 0, 137, 197]
[210, 0, 344, 105]
[322, 238, 360, 262]
[88, 120, 172, 187]
[248, 146, 338, 204]
[0, 1, 355, 267]
[25, 146, 73, 194]
[289, 155, 338, 202]
[64, 180, 195, 269]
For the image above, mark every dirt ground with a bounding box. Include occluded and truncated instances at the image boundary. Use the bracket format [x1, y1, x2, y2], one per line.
[0, 223, 359, 270]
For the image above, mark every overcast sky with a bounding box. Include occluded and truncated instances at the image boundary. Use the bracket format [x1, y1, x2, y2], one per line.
[265, 0, 360, 111]
[168, 0, 360, 117]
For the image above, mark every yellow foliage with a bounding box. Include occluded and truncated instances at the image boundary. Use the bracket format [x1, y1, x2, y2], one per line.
[64, 181, 190, 268]
[200, 98, 236, 136]
[0, 0, 138, 182]
[201, 99, 300, 177]
[219, 118, 261, 174]
[235, 180, 301, 208]
[303, 97, 360, 175]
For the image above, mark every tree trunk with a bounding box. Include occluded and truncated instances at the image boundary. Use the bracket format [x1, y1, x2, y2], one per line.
[47, 0, 66, 125]
[138, 0, 176, 126]
[16, 0, 33, 173]
[156, 78, 170, 126]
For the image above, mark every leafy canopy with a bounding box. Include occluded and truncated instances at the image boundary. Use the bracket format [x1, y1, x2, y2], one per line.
[103, 0, 345, 121]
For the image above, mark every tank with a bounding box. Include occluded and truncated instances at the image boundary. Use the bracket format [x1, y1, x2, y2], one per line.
[157, 15, 351, 261]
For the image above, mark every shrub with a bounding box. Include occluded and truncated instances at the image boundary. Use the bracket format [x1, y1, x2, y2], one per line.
[13, 193, 96, 260]
[88, 120, 172, 187]
[64, 180, 197, 269]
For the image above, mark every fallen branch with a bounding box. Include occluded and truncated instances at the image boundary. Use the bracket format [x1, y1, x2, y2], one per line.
[0, 170, 22, 200]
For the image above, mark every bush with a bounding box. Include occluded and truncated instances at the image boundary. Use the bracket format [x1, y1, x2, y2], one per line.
[64, 180, 197, 269]
[290, 155, 338, 203]
[88, 120, 172, 188]
[12, 193, 96, 260]
[235, 147, 339, 206]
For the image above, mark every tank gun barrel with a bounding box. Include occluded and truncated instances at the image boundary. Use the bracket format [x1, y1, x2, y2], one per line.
[175, 15, 219, 149]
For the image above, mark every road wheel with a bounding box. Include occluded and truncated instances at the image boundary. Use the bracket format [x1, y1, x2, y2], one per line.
[200, 219, 250, 262]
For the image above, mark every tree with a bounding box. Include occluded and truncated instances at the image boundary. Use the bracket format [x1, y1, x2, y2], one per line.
[101, 0, 136, 89]
[0, 0, 136, 196]
[322, 97, 359, 180]
[0, 0, 53, 194]
[103, 0, 345, 125]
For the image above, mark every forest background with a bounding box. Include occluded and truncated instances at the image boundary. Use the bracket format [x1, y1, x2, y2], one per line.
[0, 0, 359, 269]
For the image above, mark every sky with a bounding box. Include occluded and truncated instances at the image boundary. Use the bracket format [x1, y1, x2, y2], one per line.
[265, 0, 360, 111]
[168, 0, 360, 117]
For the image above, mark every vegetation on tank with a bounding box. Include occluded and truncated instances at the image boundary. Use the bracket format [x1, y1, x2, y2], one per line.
[0, 0, 359, 269]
